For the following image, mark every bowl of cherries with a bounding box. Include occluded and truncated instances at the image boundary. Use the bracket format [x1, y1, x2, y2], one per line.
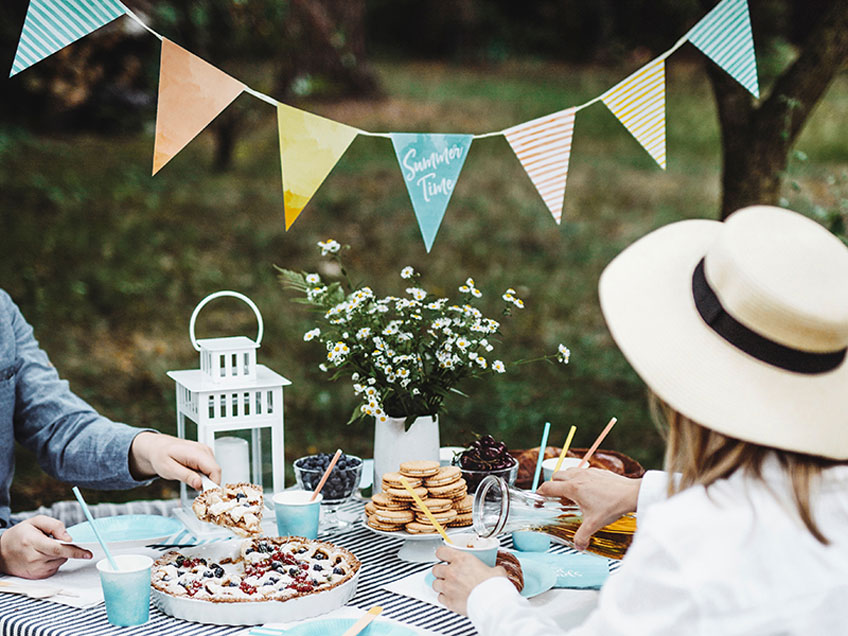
[453, 435, 518, 493]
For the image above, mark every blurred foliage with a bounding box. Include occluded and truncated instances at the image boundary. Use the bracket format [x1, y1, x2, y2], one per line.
[1, 0, 847, 510]
[3, 56, 846, 510]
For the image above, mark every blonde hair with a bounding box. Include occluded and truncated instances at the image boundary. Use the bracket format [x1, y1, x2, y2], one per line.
[649, 392, 844, 544]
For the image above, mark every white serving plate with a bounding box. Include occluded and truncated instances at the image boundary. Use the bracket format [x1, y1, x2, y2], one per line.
[151, 541, 360, 625]
[363, 521, 468, 563]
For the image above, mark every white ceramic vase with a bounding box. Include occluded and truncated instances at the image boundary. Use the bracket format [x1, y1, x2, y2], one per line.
[372, 415, 440, 493]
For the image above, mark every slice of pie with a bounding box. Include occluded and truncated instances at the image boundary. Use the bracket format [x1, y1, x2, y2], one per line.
[192, 482, 264, 537]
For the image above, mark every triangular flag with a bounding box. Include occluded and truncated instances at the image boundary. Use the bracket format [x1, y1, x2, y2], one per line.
[10, 0, 127, 77]
[390, 133, 473, 252]
[152, 39, 244, 175]
[601, 59, 667, 170]
[688, 0, 759, 98]
[504, 108, 576, 225]
[277, 104, 359, 230]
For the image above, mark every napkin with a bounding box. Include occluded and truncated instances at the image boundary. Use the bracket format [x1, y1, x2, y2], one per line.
[240, 605, 440, 635]
[515, 551, 610, 589]
[0, 545, 163, 609]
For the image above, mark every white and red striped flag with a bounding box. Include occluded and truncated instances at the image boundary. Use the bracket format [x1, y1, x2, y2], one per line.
[601, 59, 667, 170]
[503, 107, 577, 225]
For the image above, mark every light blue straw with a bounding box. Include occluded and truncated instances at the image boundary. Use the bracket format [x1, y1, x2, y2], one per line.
[531, 421, 551, 491]
[72, 486, 119, 571]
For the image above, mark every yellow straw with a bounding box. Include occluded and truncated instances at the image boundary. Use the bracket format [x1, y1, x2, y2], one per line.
[399, 477, 453, 545]
[552, 425, 578, 474]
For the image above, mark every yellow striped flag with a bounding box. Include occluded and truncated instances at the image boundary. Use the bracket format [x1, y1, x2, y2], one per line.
[601, 59, 667, 170]
[504, 108, 576, 225]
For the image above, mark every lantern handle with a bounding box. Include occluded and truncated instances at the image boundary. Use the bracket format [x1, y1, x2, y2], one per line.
[189, 290, 264, 351]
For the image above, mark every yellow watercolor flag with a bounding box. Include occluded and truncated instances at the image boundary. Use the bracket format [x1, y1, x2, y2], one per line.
[153, 39, 244, 175]
[601, 59, 667, 170]
[277, 103, 359, 230]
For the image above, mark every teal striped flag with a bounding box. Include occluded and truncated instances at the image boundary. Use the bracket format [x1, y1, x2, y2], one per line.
[10, 0, 127, 77]
[687, 0, 759, 98]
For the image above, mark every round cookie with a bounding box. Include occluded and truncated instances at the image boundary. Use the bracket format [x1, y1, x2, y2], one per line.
[367, 515, 405, 532]
[399, 460, 440, 478]
[405, 520, 438, 534]
[452, 494, 473, 514]
[424, 466, 462, 487]
[414, 508, 457, 525]
[413, 497, 453, 514]
[385, 485, 429, 501]
[364, 501, 377, 516]
[381, 471, 422, 490]
[371, 492, 410, 510]
[450, 512, 473, 527]
[427, 479, 467, 500]
[373, 508, 415, 526]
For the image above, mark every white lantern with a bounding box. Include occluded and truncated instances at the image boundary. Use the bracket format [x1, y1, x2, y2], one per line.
[167, 291, 291, 514]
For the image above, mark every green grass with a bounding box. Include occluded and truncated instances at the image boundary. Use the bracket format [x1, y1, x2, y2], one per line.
[2, 58, 846, 510]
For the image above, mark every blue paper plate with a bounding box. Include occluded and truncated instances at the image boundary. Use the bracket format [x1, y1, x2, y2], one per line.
[66, 514, 182, 548]
[253, 618, 418, 636]
[425, 554, 557, 599]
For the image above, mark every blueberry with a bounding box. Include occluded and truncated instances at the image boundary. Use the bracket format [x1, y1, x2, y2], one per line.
[235, 493, 246, 501]
[213, 566, 224, 578]
[314, 551, 327, 560]
[257, 542, 272, 553]
[203, 570, 214, 578]
[333, 567, 345, 575]
[175, 556, 185, 567]
[313, 564, 323, 571]
[288, 567, 299, 577]
[265, 577, 279, 586]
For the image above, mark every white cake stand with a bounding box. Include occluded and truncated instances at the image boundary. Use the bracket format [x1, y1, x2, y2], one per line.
[363, 521, 467, 563]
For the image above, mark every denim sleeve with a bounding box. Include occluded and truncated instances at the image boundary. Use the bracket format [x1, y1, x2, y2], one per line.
[7, 292, 153, 489]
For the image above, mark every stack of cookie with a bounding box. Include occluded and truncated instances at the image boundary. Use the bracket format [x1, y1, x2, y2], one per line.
[365, 461, 473, 534]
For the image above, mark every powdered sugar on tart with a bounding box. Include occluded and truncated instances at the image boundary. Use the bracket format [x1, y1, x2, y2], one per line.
[192, 482, 264, 537]
[151, 537, 360, 603]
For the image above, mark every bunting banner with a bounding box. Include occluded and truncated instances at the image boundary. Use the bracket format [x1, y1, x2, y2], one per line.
[601, 60, 667, 170]
[9, 0, 762, 251]
[504, 108, 576, 225]
[390, 133, 473, 253]
[10, 0, 127, 77]
[152, 39, 245, 175]
[277, 104, 359, 230]
[687, 0, 760, 98]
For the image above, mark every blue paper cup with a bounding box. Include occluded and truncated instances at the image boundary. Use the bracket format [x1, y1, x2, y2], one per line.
[96, 554, 152, 626]
[511, 530, 551, 552]
[444, 533, 499, 567]
[273, 490, 323, 539]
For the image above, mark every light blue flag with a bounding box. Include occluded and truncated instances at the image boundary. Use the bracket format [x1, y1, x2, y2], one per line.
[687, 0, 759, 98]
[390, 133, 473, 253]
[10, 0, 127, 77]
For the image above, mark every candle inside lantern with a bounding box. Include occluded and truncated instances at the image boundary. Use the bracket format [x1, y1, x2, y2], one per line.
[215, 436, 251, 485]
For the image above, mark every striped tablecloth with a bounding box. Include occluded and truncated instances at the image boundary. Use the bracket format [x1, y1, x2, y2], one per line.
[1, 498, 616, 636]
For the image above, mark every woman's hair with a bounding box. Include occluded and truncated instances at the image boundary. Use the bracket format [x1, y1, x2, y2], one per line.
[649, 392, 844, 544]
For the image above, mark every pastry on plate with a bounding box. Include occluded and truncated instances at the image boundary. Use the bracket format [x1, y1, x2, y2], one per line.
[192, 482, 264, 537]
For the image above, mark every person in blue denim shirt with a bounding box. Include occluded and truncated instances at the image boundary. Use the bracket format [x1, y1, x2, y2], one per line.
[0, 289, 221, 579]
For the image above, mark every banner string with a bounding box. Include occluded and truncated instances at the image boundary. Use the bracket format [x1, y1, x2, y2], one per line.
[119, 3, 694, 141]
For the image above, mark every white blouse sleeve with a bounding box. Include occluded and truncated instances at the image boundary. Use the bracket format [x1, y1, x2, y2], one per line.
[468, 527, 699, 636]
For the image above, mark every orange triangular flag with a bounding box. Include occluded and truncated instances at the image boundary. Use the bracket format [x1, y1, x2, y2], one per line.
[152, 39, 245, 175]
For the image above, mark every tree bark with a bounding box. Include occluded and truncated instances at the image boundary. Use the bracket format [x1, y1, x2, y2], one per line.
[698, 0, 848, 219]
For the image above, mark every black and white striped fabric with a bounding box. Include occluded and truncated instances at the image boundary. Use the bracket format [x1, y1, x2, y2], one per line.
[1, 498, 617, 636]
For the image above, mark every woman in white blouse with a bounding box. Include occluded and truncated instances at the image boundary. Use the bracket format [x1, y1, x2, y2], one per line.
[432, 205, 848, 634]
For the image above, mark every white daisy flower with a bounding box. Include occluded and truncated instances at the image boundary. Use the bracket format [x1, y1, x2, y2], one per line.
[493, 360, 506, 373]
[305, 273, 320, 284]
[303, 328, 320, 342]
[400, 266, 415, 279]
[317, 239, 341, 255]
[557, 344, 571, 364]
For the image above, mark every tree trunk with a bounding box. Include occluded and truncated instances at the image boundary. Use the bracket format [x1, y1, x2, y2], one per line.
[699, 0, 848, 219]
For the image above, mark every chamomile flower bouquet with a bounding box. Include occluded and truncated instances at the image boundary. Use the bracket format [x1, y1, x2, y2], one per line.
[277, 239, 570, 428]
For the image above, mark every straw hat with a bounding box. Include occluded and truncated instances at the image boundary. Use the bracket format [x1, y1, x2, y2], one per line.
[599, 205, 848, 460]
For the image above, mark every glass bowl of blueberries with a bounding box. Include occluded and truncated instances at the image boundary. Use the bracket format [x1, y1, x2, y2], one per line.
[293, 453, 363, 530]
